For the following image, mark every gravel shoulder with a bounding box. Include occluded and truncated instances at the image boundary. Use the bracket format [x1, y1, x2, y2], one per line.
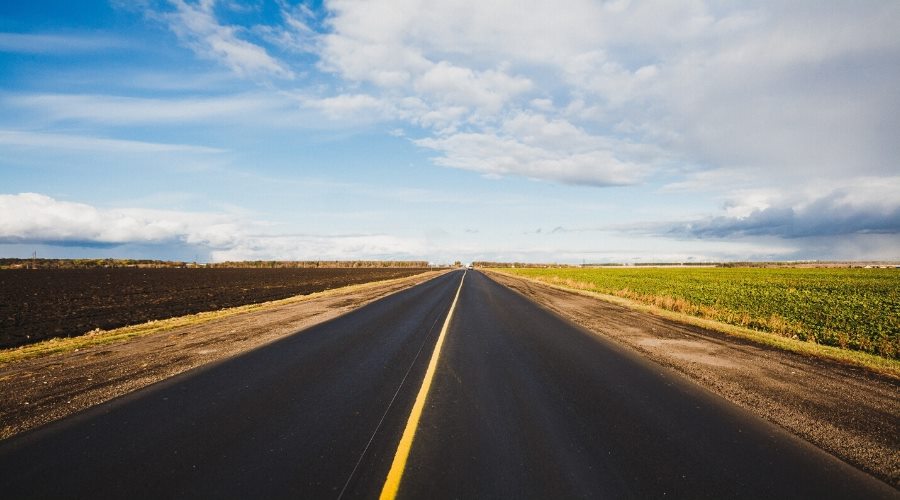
[0, 270, 447, 440]
[485, 270, 900, 488]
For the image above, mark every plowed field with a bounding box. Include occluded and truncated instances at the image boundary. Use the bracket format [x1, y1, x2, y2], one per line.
[0, 268, 427, 348]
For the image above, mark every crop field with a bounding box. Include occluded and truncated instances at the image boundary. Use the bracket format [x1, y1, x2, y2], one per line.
[500, 267, 899, 358]
[0, 267, 428, 349]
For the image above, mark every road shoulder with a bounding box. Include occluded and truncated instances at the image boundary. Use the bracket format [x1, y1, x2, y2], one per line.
[0, 270, 448, 440]
[484, 270, 900, 488]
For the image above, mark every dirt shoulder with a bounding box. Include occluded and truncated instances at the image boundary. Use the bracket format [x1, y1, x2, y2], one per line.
[485, 270, 900, 488]
[0, 270, 447, 440]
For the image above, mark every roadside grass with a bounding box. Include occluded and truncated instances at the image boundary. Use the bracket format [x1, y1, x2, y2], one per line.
[0, 272, 438, 366]
[488, 269, 900, 379]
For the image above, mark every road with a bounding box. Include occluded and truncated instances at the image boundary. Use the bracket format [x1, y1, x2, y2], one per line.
[0, 270, 895, 499]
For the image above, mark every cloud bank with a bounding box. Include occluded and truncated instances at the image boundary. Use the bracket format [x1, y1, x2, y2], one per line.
[308, 0, 900, 189]
[665, 179, 900, 239]
[0, 193, 423, 261]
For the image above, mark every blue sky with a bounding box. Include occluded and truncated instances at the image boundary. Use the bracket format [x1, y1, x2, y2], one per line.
[1, 0, 898, 263]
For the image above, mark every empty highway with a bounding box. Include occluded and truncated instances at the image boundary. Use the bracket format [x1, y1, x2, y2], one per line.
[0, 270, 895, 499]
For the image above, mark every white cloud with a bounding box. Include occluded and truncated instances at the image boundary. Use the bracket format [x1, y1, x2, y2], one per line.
[309, 0, 900, 190]
[638, 2, 900, 180]
[501, 112, 602, 151]
[0, 130, 225, 154]
[255, 2, 319, 54]
[413, 111, 654, 185]
[416, 131, 645, 187]
[413, 62, 532, 113]
[70, 1, 898, 194]
[164, 0, 294, 78]
[210, 233, 426, 261]
[74, 1, 895, 194]
[4, 92, 292, 125]
[301, 93, 398, 121]
[0, 193, 425, 261]
[0, 32, 130, 54]
[0, 193, 243, 248]
[322, 0, 604, 69]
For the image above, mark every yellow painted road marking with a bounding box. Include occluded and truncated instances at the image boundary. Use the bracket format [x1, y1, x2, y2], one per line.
[379, 271, 466, 500]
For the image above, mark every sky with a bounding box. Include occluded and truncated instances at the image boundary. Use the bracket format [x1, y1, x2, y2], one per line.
[1, 0, 898, 264]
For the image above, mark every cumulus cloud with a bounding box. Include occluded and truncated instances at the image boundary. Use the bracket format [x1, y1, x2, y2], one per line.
[0, 193, 424, 261]
[0, 193, 243, 248]
[307, 0, 660, 184]
[416, 132, 643, 186]
[118, 1, 900, 194]
[307, 0, 900, 191]
[414, 111, 654, 185]
[301, 93, 399, 122]
[413, 62, 532, 113]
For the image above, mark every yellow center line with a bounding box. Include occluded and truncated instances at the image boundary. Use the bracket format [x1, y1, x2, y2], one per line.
[379, 270, 466, 500]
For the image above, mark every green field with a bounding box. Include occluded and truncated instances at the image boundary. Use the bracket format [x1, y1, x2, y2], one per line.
[499, 267, 899, 359]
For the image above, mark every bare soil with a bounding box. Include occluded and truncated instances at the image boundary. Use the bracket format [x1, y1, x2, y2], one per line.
[0, 271, 445, 440]
[0, 267, 429, 348]
[486, 270, 900, 488]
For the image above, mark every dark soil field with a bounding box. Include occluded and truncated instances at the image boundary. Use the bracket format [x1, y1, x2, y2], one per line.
[0, 267, 427, 348]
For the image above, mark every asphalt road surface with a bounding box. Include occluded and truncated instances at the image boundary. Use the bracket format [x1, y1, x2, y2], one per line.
[0, 270, 895, 499]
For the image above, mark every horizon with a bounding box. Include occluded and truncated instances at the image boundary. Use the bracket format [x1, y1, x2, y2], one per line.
[2, 1, 899, 264]
[4, 256, 899, 268]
